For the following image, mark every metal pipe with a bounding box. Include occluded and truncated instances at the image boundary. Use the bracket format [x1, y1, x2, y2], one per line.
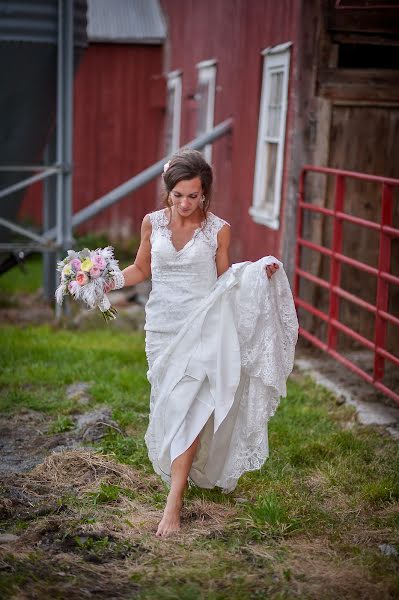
[55, 0, 64, 319]
[302, 164, 399, 186]
[56, 0, 64, 254]
[0, 167, 59, 200]
[0, 216, 56, 246]
[63, 0, 74, 250]
[0, 165, 60, 172]
[43, 136, 58, 300]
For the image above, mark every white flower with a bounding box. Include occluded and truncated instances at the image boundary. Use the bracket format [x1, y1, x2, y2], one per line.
[163, 160, 171, 173]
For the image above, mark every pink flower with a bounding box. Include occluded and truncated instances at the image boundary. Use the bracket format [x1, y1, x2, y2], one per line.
[92, 254, 106, 270]
[70, 258, 81, 271]
[68, 280, 79, 295]
[163, 160, 171, 173]
[76, 270, 89, 286]
[89, 266, 101, 279]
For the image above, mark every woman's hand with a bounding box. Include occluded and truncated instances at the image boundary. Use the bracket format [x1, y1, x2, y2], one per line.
[265, 263, 279, 279]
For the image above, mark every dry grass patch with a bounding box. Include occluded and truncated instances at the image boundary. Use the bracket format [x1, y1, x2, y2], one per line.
[0, 450, 243, 598]
[245, 535, 398, 600]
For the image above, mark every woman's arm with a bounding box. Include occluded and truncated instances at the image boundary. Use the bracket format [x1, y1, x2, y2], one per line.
[215, 222, 279, 279]
[105, 214, 152, 291]
[215, 224, 231, 277]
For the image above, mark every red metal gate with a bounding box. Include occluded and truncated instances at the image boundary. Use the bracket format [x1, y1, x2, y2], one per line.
[294, 165, 399, 404]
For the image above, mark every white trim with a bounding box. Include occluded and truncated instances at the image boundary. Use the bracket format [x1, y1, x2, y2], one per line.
[250, 42, 291, 229]
[165, 70, 182, 154]
[249, 207, 280, 230]
[261, 41, 293, 57]
[196, 58, 218, 68]
[195, 61, 217, 164]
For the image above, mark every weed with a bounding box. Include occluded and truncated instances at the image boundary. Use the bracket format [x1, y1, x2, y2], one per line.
[47, 415, 75, 434]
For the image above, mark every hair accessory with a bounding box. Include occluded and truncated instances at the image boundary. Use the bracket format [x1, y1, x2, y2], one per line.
[163, 160, 171, 174]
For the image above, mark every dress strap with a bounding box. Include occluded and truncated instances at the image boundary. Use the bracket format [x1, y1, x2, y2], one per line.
[201, 213, 230, 251]
[148, 209, 168, 230]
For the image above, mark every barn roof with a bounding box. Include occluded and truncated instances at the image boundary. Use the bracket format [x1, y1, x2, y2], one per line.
[87, 0, 167, 44]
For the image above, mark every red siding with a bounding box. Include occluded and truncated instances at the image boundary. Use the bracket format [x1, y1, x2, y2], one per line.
[19, 42, 165, 240]
[160, 0, 300, 262]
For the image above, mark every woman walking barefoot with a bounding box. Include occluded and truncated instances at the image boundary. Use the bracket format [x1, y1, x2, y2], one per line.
[106, 149, 298, 538]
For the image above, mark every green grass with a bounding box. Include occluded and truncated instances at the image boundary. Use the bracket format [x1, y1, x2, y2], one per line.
[0, 254, 43, 294]
[0, 324, 398, 599]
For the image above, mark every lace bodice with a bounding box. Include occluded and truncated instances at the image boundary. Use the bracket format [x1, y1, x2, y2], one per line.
[144, 209, 230, 334]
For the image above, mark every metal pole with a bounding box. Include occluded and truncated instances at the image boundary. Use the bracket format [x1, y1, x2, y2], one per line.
[0, 167, 59, 199]
[43, 136, 57, 300]
[64, 0, 74, 251]
[327, 175, 345, 351]
[55, 0, 64, 319]
[373, 183, 393, 382]
[0, 216, 55, 245]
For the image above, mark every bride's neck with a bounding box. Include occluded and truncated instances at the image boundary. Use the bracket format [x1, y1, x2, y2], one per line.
[169, 206, 205, 227]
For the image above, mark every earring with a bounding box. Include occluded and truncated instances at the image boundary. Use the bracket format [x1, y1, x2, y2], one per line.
[200, 194, 205, 208]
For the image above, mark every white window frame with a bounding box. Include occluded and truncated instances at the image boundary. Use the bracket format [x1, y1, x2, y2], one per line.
[165, 70, 182, 155]
[250, 42, 292, 230]
[195, 59, 217, 164]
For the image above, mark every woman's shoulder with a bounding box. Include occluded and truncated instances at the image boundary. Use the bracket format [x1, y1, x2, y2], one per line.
[206, 212, 231, 231]
[146, 208, 169, 228]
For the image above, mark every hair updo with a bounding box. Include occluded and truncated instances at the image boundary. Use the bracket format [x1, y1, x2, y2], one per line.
[162, 148, 213, 219]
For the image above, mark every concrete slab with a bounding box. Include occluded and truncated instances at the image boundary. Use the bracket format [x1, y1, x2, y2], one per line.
[295, 357, 399, 439]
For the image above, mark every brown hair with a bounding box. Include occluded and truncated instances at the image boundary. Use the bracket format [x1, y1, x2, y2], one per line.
[161, 148, 213, 222]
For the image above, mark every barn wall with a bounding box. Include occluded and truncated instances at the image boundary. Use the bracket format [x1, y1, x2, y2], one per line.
[19, 42, 165, 241]
[160, 0, 300, 264]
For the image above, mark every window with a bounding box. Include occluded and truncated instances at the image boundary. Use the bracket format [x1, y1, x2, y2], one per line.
[250, 42, 291, 230]
[165, 70, 182, 155]
[195, 59, 217, 164]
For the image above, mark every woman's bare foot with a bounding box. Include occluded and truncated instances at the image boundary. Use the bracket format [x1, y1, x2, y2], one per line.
[156, 493, 183, 538]
[156, 495, 183, 537]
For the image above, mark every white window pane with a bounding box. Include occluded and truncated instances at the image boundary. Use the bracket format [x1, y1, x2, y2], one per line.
[267, 71, 283, 138]
[165, 73, 182, 155]
[196, 80, 210, 135]
[165, 87, 176, 155]
[263, 142, 278, 208]
[196, 62, 216, 163]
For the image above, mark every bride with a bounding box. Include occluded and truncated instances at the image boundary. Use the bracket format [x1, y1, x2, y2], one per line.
[106, 148, 298, 537]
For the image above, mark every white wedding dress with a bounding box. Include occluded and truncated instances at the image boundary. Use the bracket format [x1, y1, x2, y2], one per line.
[143, 208, 298, 493]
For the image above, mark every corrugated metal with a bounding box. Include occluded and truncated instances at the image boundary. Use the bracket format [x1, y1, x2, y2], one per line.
[0, 0, 87, 46]
[87, 0, 166, 44]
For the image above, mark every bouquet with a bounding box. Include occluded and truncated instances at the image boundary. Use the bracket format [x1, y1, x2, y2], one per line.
[55, 246, 125, 321]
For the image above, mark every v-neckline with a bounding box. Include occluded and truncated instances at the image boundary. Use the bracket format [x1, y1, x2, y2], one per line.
[163, 209, 209, 254]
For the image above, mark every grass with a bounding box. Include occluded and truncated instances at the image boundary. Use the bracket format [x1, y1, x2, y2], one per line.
[0, 324, 398, 599]
[0, 254, 43, 294]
